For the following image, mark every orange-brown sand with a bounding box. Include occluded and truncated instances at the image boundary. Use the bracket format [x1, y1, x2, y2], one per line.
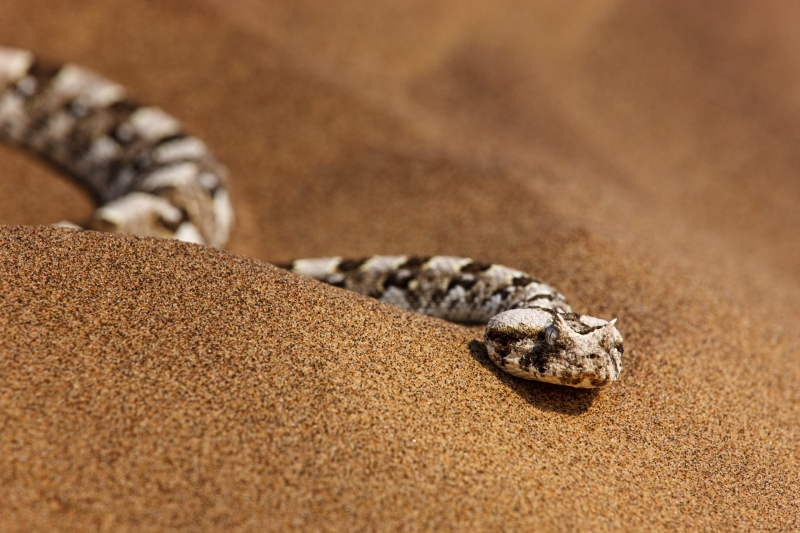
[1, 1, 799, 531]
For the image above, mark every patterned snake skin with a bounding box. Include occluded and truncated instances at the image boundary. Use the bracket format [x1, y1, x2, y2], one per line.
[0, 47, 623, 388]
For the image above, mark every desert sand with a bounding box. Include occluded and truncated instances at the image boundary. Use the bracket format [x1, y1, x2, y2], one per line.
[1, 1, 798, 531]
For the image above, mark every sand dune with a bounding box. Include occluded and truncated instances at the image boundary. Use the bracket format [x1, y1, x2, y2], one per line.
[1, 0, 798, 530]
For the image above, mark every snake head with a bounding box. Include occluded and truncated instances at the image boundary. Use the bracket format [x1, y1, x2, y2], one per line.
[484, 308, 623, 388]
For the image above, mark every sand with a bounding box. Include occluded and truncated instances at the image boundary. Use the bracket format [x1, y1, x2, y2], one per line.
[1, 1, 799, 531]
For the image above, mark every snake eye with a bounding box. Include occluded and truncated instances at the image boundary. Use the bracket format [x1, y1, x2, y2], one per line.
[545, 326, 559, 345]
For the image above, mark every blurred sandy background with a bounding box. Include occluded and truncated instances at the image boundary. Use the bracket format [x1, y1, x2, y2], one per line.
[1, 1, 798, 531]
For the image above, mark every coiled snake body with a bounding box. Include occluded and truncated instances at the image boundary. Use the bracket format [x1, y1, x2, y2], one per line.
[0, 47, 623, 388]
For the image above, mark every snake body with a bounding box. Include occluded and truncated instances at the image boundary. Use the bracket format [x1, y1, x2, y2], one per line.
[0, 47, 623, 388]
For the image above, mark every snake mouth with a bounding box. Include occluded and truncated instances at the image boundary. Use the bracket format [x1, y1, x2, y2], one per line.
[562, 355, 622, 387]
[564, 371, 611, 388]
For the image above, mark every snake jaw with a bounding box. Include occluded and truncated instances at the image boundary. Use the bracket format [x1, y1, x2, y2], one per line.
[484, 308, 623, 388]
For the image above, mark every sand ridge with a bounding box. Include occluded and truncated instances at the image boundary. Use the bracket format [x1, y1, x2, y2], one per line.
[2, 225, 797, 531]
[1, 0, 799, 530]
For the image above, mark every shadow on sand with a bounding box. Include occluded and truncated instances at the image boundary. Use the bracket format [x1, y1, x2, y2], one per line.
[467, 339, 599, 415]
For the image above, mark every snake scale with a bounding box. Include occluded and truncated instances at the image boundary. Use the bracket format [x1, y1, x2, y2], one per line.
[0, 47, 623, 388]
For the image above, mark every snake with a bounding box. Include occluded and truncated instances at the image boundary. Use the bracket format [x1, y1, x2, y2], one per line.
[0, 47, 623, 388]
